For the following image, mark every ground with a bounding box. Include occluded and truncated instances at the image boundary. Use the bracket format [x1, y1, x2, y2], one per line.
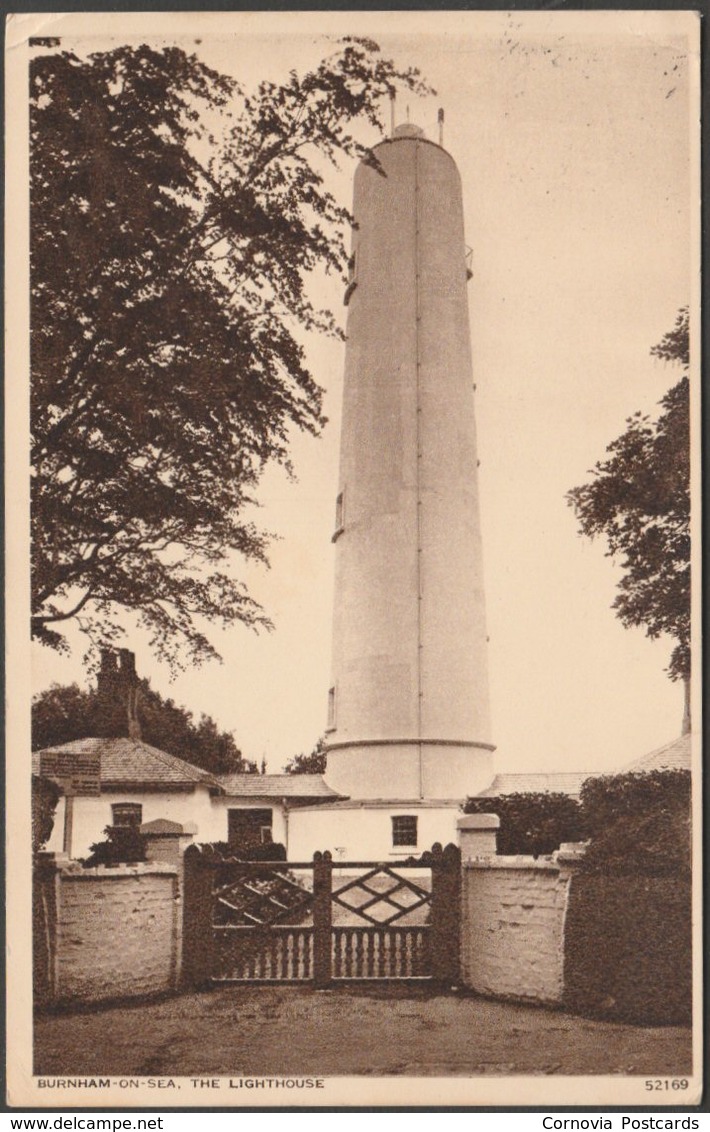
[34, 985, 693, 1078]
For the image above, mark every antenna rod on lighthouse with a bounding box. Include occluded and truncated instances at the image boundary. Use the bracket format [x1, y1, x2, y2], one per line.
[390, 90, 396, 136]
[438, 107, 445, 146]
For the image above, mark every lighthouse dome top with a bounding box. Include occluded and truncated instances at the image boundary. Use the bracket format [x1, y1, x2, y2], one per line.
[392, 122, 426, 139]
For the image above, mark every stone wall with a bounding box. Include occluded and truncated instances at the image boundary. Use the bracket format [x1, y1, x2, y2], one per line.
[460, 857, 571, 1005]
[34, 859, 181, 1008]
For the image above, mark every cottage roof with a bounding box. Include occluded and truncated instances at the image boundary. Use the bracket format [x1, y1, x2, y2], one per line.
[289, 797, 464, 813]
[476, 771, 595, 799]
[217, 773, 343, 799]
[32, 737, 222, 792]
[623, 733, 692, 774]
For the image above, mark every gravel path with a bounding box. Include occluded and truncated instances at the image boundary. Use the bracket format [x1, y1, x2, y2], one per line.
[34, 984, 693, 1079]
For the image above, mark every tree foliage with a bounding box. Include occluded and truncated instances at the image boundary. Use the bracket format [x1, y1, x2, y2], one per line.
[31, 40, 429, 667]
[566, 309, 690, 680]
[31, 682, 96, 753]
[463, 792, 585, 857]
[284, 735, 327, 774]
[579, 769, 691, 876]
[32, 679, 256, 775]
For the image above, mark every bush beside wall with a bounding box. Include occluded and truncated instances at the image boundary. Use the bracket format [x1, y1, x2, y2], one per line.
[563, 770, 692, 1025]
[579, 770, 691, 877]
[463, 793, 585, 857]
[563, 872, 692, 1025]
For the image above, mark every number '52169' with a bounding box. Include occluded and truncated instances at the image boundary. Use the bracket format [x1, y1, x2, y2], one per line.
[644, 1079, 688, 1090]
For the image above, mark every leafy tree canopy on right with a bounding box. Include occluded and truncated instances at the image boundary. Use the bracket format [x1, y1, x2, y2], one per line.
[567, 308, 690, 682]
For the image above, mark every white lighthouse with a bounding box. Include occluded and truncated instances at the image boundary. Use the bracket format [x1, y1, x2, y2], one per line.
[288, 120, 495, 859]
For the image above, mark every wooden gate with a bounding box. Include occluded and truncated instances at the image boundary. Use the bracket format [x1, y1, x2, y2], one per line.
[182, 843, 461, 988]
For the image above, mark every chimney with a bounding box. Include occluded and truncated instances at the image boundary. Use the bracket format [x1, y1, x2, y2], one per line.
[96, 647, 142, 740]
[120, 649, 142, 740]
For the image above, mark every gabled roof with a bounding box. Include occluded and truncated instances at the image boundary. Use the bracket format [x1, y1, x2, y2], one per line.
[32, 737, 222, 792]
[476, 771, 595, 799]
[623, 733, 692, 774]
[216, 773, 343, 799]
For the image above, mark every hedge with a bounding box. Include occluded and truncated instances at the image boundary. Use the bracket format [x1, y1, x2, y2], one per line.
[563, 873, 692, 1025]
[463, 792, 586, 856]
[579, 770, 691, 876]
[565, 769, 692, 1024]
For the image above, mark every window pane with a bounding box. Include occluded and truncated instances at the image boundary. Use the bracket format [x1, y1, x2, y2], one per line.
[392, 815, 417, 847]
[111, 803, 142, 828]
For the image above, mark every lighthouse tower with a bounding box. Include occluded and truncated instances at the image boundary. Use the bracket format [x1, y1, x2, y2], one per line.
[323, 121, 495, 804]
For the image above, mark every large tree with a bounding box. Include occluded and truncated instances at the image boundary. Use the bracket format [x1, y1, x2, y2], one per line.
[31, 40, 428, 667]
[32, 679, 255, 775]
[566, 309, 690, 686]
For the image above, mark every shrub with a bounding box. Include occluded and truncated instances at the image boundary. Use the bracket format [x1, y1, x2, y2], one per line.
[579, 769, 691, 876]
[463, 792, 586, 856]
[563, 873, 692, 1025]
[83, 824, 147, 867]
[564, 769, 692, 1024]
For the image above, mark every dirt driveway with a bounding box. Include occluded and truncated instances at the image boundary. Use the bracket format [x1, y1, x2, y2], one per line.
[34, 984, 693, 1079]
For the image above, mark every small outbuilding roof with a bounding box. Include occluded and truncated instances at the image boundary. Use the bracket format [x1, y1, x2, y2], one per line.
[476, 771, 595, 799]
[623, 733, 692, 774]
[217, 773, 343, 799]
[32, 737, 222, 792]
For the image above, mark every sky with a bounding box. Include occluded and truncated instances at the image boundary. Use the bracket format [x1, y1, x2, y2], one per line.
[23, 11, 699, 776]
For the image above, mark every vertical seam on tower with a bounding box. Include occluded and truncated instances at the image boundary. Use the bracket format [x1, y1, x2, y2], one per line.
[414, 140, 424, 800]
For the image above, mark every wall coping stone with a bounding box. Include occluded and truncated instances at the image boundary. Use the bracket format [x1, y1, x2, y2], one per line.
[60, 862, 179, 878]
[462, 854, 562, 872]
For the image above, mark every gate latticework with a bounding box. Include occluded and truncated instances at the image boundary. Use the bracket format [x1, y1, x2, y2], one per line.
[182, 843, 461, 988]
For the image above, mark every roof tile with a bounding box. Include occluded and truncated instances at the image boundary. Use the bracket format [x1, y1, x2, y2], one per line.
[623, 733, 692, 773]
[216, 773, 343, 799]
[476, 771, 595, 798]
[32, 737, 221, 790]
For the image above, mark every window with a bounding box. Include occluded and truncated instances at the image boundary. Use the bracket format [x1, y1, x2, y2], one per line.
[228, 808, 273, 848]
[392, 815, 418, 848]
[111, 803, 142, 828]
[327, 686, 336, 731]
[332, 490, 344, 542]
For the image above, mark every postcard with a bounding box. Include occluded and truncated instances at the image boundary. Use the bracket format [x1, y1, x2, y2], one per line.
[6, 9, 702, 1109]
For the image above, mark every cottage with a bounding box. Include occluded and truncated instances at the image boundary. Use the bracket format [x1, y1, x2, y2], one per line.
[33, 738, 344, 860]
[33, 737, 222, 858]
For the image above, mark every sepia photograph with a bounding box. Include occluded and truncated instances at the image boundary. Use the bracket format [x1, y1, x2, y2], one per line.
[5, 9, 701, 1109]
